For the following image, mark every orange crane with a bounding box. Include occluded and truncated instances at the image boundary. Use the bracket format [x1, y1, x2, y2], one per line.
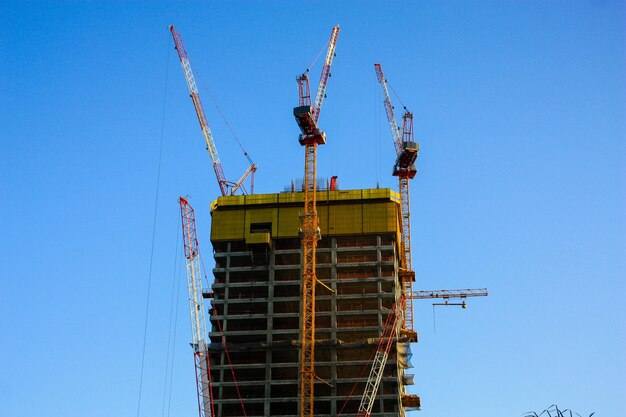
[170, 25, 256, 196]
[293, 25, 340, 417]
[178, 197, 215, 417]
[374, 63, 419, 331]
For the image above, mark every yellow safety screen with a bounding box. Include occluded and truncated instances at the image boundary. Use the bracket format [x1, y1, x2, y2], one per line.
[210, 188, 401, 242]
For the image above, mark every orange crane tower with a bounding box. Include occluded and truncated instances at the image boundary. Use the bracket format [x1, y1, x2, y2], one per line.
[293, 25, 340, 417]
[178, 197, 215, 417]
[170, 25, 256, 196]
[374, 63, 419, 331]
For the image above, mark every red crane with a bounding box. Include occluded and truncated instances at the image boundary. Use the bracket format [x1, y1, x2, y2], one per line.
[170, 25, 256, 196]
[178, 197, 215, 417]
[374, 63, 419, 332]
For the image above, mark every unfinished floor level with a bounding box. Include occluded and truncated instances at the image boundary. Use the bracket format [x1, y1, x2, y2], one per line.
[207, 189, 417, 417]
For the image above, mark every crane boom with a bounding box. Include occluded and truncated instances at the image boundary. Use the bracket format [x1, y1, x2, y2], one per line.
[179, 197, 214, 417]
[170, 25, 256, 196]
[357, 297, 404, 417]
[374, 64, 403, 155]
[413, 288, 489, 299]
[294, 25, 339, 417]
[312, 25, 340, 123]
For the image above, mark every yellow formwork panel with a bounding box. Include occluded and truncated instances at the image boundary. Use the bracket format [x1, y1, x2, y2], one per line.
[362, 202, 397, 234]
[327, 189, 361, 202]
[210, 188, 401, 242]
[215, 195, 246, 207]
[211, 189, 400, 211]
[362, 188, 393, 200]
[244, 207, 278, 237]
[244, 207, 277, 227]
[328, 204, 363, 235]
[244, 193, 279, 205]
[246, 232, 271, 246]
[278, 192, 304, 205]
[317, 205, 329, 236]
[389, 190, 401, 205]
[276, 206, 301, 238]
[211, 209, 246, 241]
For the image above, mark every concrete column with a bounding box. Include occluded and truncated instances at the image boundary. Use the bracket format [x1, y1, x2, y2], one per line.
[330, 237, 338, 416]
[265, 240, 275, 417]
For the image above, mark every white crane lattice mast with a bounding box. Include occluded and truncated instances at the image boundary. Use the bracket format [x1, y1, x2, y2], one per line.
[357, 297, 404, 417]
[179, 197, 214, 417]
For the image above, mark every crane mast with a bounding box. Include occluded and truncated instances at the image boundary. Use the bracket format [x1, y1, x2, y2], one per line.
[374, 63, 419, 332]
[178, 197, 214, 417]
[170, 25, 256, 196]
[293, 25, 340, 417]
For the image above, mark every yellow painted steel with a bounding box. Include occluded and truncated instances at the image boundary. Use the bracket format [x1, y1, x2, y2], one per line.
[210, 189, 401, 242]
[300, 142, 318, 417]
[245, 232, 271, 246]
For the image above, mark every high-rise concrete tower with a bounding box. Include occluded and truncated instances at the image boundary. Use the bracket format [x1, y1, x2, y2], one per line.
[207, 188, 418, 417]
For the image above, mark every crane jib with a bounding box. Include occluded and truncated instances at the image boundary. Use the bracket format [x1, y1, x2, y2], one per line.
[312, 26, 340, 123]
[170, 24, 255, 197]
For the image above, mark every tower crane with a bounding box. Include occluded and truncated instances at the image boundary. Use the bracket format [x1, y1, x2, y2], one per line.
[178, 197, 214, 417]
[356, 289, 488, 415]
[293, 25, 340, 417]
[170, 25, 256, 196]
[374, 63, 419, 332]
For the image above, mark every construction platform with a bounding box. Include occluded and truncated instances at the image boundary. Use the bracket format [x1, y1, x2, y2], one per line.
[207, 188, 418, 416]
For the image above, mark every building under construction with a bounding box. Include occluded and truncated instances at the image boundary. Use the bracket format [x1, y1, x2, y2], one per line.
[171, 23, 491, 417]
[206, 188, 420, 416]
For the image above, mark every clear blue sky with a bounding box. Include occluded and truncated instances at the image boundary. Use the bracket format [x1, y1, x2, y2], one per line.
[1, 1, 624, 416]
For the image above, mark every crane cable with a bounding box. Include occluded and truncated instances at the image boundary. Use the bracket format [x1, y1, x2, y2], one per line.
[375, 80, 382, 186]
[166, 243, 184, 417]
[199, 252, 248, 417]
[211, 306, 249, 417]
[305, 35, 331, 75]
[388, 81, 409, 113]
[336, 314, 392, 415]
[195, 70, 255, 166]
[161, 226, 182, 417]
[337, 302, 398, 416]
[136, 32, 171, 417]
[336, 344, 378, 416]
